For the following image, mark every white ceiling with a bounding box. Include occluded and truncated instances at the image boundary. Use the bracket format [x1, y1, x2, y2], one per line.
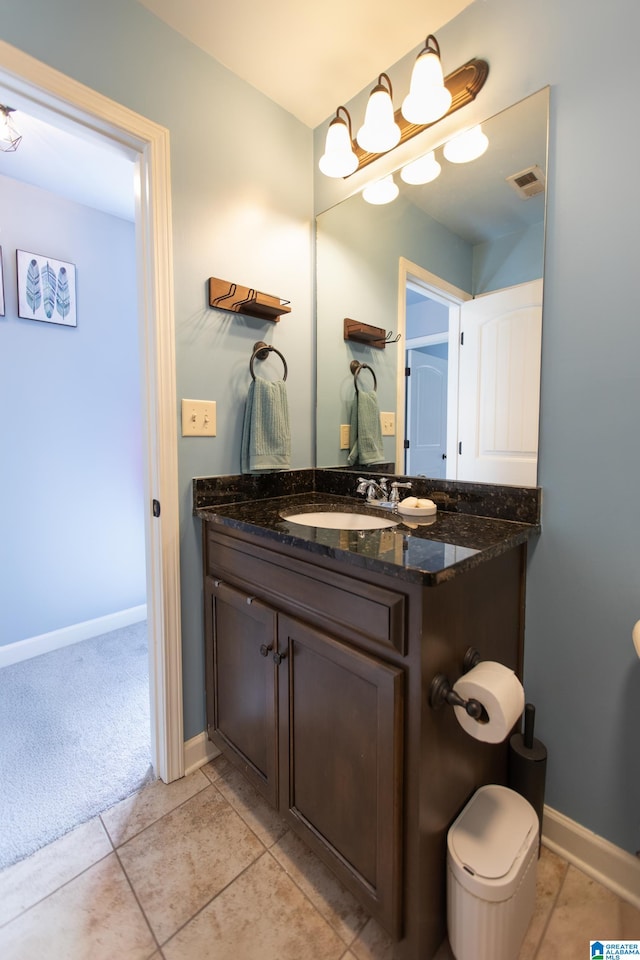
[0, 102, 136, 220]
[137, 0, 475, 128]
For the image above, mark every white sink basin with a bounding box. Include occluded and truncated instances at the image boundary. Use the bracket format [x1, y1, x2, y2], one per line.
[282, 511, 399, 530]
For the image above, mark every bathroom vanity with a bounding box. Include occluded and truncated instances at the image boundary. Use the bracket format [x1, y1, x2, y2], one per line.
[195, 471, 540, 960]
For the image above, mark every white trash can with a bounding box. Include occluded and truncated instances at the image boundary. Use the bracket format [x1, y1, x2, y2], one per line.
[447, 784, 538, 960]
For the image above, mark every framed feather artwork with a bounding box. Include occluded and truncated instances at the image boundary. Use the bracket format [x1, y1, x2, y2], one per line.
[16, 250, 77, 327]
[0, 247, 4, 317]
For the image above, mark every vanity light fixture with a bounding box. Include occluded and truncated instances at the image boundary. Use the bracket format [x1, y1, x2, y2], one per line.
[401, 35, 452, 125]
[0, 105, 22, 153]
[400, 150, 441, 185]
[362, 174, 399, 205]
[318, 106, 359, 178]
[318, 36, 488, 179]
[443, 123, 489, 163]
[356, 74, 401, 154]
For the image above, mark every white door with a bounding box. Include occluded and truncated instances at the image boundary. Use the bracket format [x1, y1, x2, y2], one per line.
[406, 348, 448, 478]
[457, 279, 542, 486]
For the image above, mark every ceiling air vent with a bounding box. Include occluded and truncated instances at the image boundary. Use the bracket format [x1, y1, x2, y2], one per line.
[506, 164, 546, 199]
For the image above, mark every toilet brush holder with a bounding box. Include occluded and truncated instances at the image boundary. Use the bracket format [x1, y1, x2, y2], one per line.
[508, 702, 547, 855]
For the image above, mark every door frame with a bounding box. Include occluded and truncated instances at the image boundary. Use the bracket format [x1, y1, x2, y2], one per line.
[0, 41, 184, 783]
[396, 257, 470, 478]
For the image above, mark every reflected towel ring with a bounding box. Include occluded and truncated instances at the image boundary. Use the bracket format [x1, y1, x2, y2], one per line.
[250, 340, 288, 381]
[350, 360, 377, 391]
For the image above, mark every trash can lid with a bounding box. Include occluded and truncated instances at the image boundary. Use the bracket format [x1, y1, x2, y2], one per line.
[447, 785, 538, 900]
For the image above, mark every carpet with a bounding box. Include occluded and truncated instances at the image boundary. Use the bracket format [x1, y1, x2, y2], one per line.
[0, 621, 154, 870]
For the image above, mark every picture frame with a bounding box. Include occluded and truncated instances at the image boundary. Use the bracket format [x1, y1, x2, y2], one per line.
[16, 249, 77, 327]
[0, 246, 5, 317]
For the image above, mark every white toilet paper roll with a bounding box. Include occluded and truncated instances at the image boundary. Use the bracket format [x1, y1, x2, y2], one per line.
[451, 661, 525, 744]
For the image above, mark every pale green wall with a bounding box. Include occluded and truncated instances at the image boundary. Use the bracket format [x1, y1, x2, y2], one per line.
[473, 220, 545, 294]
[0, 0, 314, 739]
[0, 175, 143, 645]
[315, 0, 640, 856]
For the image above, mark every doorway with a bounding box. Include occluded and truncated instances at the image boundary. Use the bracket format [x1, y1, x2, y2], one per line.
[0, 41, 183, 784]
[405, 288, 450, 478]
[397, 258, 468, 479]
[397, 257, 542, 486]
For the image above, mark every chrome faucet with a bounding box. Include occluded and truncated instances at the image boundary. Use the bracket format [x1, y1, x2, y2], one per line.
[390, 480, 412, 504]
[356, 476, 389, 503]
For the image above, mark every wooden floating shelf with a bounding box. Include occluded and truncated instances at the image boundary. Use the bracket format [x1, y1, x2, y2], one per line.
[209, 277, 291, 322]
[344, 317, 387, 349]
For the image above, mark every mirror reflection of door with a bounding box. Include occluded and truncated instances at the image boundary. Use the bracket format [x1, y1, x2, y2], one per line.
[401, 273, 464, 479]
[401, 272, 542, 486]
[458, 278, 543, 486]
[406, 347, 448, 477]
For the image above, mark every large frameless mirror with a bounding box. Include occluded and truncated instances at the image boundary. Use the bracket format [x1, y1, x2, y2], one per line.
[315, 87, 549, 487]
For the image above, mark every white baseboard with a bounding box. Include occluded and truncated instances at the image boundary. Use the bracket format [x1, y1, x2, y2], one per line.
[542, 805, 640, 910]
[0, 605, 148, 668]
[184, 731, 221, 776]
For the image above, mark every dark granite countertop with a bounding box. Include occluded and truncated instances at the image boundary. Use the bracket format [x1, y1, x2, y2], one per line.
[195, 475, 540, 585]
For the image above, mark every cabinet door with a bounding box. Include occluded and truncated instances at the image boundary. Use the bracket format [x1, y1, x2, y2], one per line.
[205, 577, 278, 805]
[277, 614, 404, 937]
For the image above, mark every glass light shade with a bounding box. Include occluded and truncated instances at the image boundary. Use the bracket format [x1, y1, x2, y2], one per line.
[362, 175, 399, 205]
[0, 108, 22, 153]
[443, 124, 489, 164]
[319, 116, 358, 177]
[356, 84, 401, 154]
[400, 151, 442, 185]
[401, 50, 452, 125]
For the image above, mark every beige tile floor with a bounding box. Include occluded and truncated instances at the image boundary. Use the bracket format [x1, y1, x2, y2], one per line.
[0, 755, 638, 959]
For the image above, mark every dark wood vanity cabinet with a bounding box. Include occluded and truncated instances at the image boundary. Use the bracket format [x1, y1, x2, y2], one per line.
[205, 578, 278, 805]
[203, 521, 526, 959]
[205, 558, 404, 935]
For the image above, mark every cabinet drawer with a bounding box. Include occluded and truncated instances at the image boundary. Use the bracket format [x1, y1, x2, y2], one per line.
[207, 528, 407, 656]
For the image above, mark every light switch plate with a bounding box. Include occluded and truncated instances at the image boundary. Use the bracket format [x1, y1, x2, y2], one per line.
[182, 399, 217, 436]
[380, 412, 395, 436]
[340, 424, 350, 449]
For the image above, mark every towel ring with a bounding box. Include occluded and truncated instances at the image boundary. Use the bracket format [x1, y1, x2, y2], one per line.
[250, 340, 288, 381]
[350, 360, 377, 391]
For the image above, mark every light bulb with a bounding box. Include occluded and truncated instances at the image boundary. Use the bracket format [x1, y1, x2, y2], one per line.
[356, 75, 400, 154]
[319, 111, 358, 178]
[443, 125, 489, 164]
[400, 151, 441, 185]
[362, 175, 399, 205]
[401, 37, 452, 125]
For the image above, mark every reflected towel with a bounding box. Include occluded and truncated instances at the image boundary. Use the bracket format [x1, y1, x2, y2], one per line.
[347, 388, 384, 466]
[241, 376, 291, 473]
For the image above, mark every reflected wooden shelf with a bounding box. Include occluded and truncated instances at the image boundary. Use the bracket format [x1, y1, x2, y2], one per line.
[209, 277, 291, 321]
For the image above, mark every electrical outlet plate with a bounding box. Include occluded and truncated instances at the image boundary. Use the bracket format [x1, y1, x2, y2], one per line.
[380, 412, 395, 436]
[182, 399, 216, 436]
[340, 424, 350, 449]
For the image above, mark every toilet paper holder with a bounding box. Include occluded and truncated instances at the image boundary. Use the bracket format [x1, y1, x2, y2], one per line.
[429, 647, 489, 721]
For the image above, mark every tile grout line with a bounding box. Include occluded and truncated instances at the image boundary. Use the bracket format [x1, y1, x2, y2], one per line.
[262, 845, 366, 952]
[113, 844, 163, 955]
[206, 762, 367, 951]
[0, 819, 116, 931]
[529, 858, 570, 960]
[111, 763, 275, 950]
[100, 770, 212, 849]
[156, 845, 270, 951]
